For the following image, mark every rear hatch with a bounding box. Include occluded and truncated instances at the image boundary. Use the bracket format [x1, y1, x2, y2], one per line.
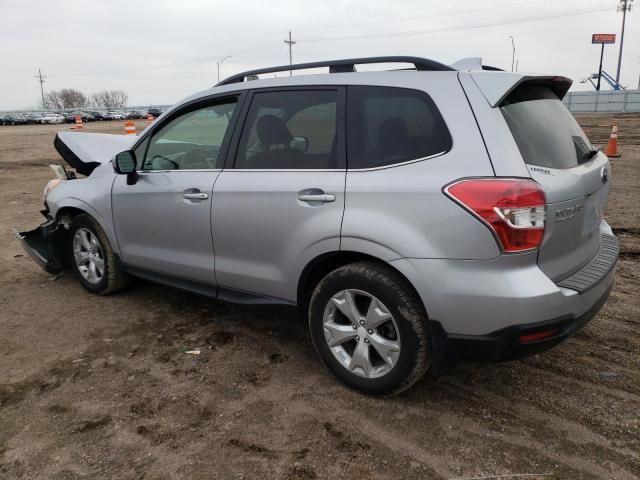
[499, 84, 610, 282]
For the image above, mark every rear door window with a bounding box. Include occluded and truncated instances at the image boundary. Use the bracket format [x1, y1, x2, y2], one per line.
[347, 86, 451, 169]
[500, 86, 594, 169]
[234, 90, 340, 169]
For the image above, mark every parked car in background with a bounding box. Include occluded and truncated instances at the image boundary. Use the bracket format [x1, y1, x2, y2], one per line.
[17, 56, 618, 396]
[64, 111, 96, 123]
[2, 113, 28, 125]
[25, 113, 45, 124]
[146, 108, 163, 118]
[88, 111, 107, 121]
[125, 111, 145, 119]
[107, 111, 126, 120]
[41, 113, 66, 124]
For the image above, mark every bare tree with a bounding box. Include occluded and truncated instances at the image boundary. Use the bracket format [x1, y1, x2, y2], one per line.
[45, 89, 87, 109]
[90, 90, 129, 108]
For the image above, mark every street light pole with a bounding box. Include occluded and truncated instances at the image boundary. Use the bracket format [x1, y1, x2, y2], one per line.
[509, 35, 516, 72]
[217, 56, 231, 83]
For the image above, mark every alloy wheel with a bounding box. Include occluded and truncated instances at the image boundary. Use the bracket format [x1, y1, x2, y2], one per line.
[72, 227, 105, 284]
[322, 289, 401, 379]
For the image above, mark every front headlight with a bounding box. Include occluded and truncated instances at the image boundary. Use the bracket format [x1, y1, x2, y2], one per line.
[42, 165, 71, 202]
[43, 178, 63, 202]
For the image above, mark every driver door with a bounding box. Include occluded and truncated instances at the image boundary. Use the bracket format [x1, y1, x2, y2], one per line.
[112, 96, 241, 285]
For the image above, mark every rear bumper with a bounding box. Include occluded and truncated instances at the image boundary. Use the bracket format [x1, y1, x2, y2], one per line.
[441, 281, 612, 362]
[15, 217, 66, 274]
[389, 221, 618, 366]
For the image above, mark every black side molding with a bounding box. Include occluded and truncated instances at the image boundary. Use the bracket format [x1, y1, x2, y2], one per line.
[125, 266, 296, 306]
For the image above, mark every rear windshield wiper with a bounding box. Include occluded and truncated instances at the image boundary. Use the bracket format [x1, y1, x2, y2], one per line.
[582, 148, 599, 162]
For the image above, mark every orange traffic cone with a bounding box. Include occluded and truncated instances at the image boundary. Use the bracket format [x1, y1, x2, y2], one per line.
[124, 120, 136, 135]
[71, 115, 83, 130]
[605, 125, 621, 158]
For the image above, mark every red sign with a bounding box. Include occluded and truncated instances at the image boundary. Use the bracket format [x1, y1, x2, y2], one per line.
[592, 34, 616, 44]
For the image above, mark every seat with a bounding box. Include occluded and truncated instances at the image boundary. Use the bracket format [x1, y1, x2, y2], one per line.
[246, 115, 301, 169]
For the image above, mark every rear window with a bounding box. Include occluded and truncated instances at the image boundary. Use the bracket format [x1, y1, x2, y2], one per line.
[347, 86, 451, 169]
[501, 86, 594, 169]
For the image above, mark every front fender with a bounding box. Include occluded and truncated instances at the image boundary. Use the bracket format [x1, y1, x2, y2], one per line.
[47, 175, 119, 255]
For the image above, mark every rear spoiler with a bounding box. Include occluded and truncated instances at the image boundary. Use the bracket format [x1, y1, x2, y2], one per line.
[468, 72, 572, 107]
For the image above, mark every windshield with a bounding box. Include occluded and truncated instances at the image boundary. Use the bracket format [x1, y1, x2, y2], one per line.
[500, 86, 593, 169]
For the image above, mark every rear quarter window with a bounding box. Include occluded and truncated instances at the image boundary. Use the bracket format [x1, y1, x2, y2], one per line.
[347, 86, 451, 169]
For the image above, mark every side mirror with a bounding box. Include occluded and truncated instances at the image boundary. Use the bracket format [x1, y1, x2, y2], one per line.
[290, 136, 309, 153]
[113, 150, 136, 174]
[113, 150, 139, 185]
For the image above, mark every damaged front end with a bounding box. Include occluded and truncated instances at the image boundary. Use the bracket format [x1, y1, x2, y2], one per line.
[15, 163, 75, 274]
[15, 213, 68, 274]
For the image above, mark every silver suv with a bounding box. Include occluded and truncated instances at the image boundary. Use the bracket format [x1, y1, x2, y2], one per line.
[18, 57, 618, 395]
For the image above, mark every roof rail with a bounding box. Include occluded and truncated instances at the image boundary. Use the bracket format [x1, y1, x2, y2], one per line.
[216, 56, 454, 86]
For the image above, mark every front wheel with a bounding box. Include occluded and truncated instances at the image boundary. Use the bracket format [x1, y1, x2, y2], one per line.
[309, 261, 430, 396]
[67, 214, 130, 295]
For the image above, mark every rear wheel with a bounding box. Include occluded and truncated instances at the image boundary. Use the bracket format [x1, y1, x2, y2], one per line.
[309, 261, 430, 396]
[67, 214, 130, 295]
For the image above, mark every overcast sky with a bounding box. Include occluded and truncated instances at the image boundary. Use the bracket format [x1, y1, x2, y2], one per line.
[0, 0, 638, 110]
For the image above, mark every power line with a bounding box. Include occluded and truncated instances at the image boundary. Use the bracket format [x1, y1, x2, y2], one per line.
[34, 68, 46, 109]
[46, 41, 283, 79]
[284, 30, 296, 76]
[40, 3, 614, 81]
[299, 5, 613, 42]
[298, 0, 564, 32]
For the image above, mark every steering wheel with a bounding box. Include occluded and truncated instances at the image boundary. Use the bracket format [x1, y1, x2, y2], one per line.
[182, 148, 214, 169]
[149, 155, 179, 169]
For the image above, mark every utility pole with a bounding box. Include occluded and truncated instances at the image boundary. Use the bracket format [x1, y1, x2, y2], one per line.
[35, 68, 46, 109]
[217, 56, 231, 83]
[509, 35, 516, 72]
[284, 30, 296, 76]
[615, 0, 633, 85]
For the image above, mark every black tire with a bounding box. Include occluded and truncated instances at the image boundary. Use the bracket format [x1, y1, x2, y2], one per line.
[308, 261, 430, 396]
[67, 214, 130, 295]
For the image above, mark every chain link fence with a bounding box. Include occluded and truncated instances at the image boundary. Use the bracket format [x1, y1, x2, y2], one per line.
[563, 89, 640, 113]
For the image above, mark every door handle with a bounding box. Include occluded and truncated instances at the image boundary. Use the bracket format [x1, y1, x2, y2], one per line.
[298, 193, 336, 203]
[183, 192, 209, 200]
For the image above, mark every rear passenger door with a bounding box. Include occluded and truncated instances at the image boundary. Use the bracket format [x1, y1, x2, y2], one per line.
[212, 87, 346, 302]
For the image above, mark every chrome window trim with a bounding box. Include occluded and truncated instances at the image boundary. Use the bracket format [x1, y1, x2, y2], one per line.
[137, 169, 222, 173]
[349, 150, 447, 172]
[223, 168, 346, 173]
[134, 151, 446, 173]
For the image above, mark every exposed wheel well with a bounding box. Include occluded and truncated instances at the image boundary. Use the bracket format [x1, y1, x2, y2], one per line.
[297, 251, 423, 315]
[55, 206, 88, 223]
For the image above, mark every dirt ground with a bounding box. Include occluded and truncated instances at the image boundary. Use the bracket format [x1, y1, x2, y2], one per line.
[0, 117, 638, 480]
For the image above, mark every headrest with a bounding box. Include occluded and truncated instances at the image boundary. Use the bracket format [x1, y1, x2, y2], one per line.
[256, 114, 293, 146]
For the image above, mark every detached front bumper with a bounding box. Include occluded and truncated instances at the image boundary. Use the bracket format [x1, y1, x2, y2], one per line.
[15, 217, 66, 274]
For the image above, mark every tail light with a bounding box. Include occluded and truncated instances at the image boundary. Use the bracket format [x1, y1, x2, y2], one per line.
[444, 178, 546, 253]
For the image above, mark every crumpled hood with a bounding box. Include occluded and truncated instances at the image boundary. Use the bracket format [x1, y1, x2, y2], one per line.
[54, 131, 137, 176]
